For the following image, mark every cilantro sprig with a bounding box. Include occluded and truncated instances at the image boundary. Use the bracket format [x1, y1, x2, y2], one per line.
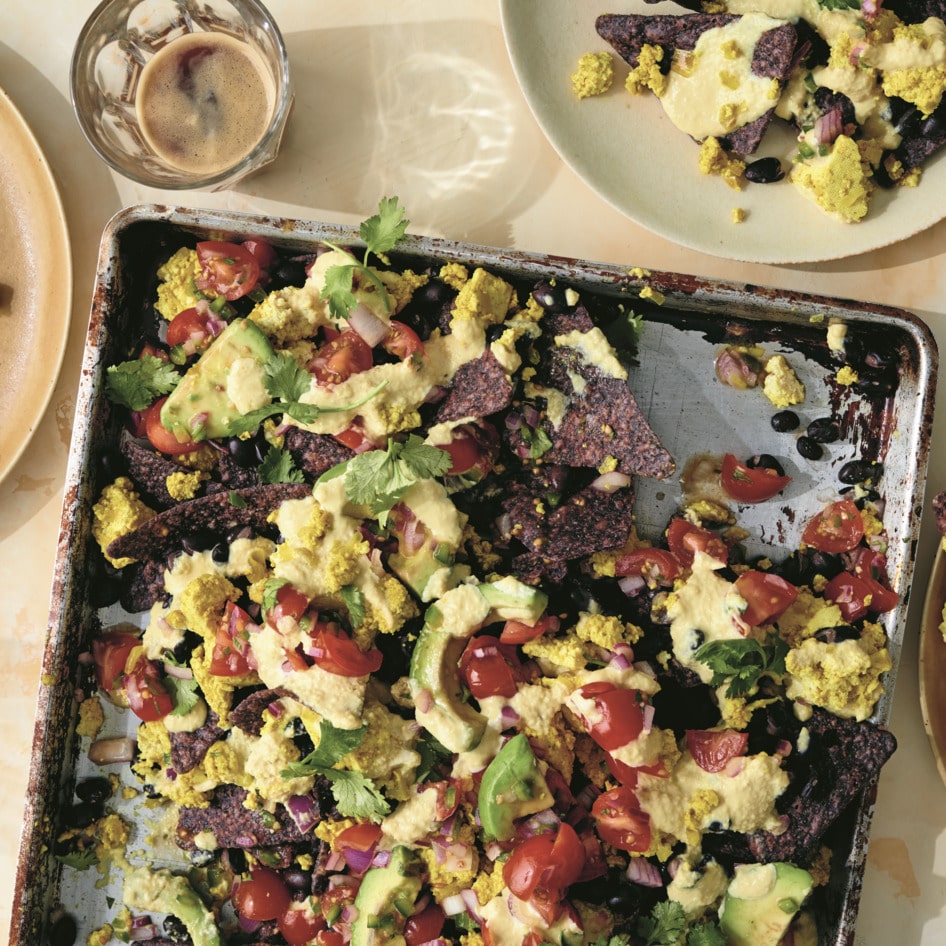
[224, 351, 387, 437]
[320, 434, 451, 524]
[281, 720, 390, 822]
[320, 196, 410, 322]
[694, 636, 789, 698]
[105, 356, 180, 411]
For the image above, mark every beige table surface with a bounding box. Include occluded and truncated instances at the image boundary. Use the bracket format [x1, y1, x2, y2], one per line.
[3, 1, 946, 943]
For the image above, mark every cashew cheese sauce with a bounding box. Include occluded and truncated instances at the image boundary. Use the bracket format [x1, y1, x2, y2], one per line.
[659, 14, 785, 139]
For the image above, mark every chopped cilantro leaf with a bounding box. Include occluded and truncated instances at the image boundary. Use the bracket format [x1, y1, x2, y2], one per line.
[687, 920, 727, 946]
[259, 445, 305, 484]
[223, 349, 387, 436]
[637, 900, 687, 946]
[342, 435, 451, 521]
[57, 848, 97, 871]
[105, 356, 180, 411]
[694, 636, 789, 698]
[320, 196, 410, 321]
[816, 0, 860, 10]
[414, 732, 453, 783]
[340, 584, 366, 628]
[165, 674, 201, 717]
[281, 721, 389, 821]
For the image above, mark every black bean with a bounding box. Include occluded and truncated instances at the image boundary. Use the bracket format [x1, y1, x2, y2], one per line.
[921, 110, 946, 138]
[531, 281, 569, 312]
[805, 417, 840, 443]
[796, 436, 824, 460]
[62, 802, 101, 830]
[839, 459, 883, 486]
[227, 435, 266, 468]
[75, 776, 111, 806]
[284, 868, 312, 890]
[746, 454, 786, 477]
[48, 913, 78, 946]
[771, 410, 800, 432]
[163, 914, 190, 943]
[852, 375, 896, 398]
[745, 156, 785, 183]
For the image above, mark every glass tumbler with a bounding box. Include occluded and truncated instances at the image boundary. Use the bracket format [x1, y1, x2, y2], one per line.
[70, 0, 293, 190]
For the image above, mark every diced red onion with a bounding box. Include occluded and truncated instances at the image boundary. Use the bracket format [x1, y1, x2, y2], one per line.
[609, 642, 634, 670]
[522, 404, 541, 428]
[626, 857, 664, 888]
[328, 874, 360, 891]
[162, 661, 194, 680]
[348, 302, 390, 347]
[267, 700, 285, 719]
[415, 688, 434, 714]
[499, 705, 521, 729]
[324, 850, 347, 872]
[459, 889, 484, 924]
[441, 893, 467, 916]
[813, 107, 843, 146]
[721, 756, 746, 778]
[641, 703, 655, 733]
[575, 782, 602, 811]
[504, 412, 522, 431]
[618, 574, 646, 597]
[129, 923, 159, 942]
[286, 794, 319, 833]
[342, 844, 376, 875]
[400, 516, 427, 556]
[590, 471, 631, 493]
[715, 348, 759, 389]
[237, 915, 262, 934]
[371, 848, 391, 869]
[89, 736, 137, 765]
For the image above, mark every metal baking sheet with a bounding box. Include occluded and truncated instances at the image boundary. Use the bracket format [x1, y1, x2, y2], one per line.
[12, 204, 938, 946]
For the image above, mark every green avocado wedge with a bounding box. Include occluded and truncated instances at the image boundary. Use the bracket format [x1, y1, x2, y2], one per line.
[478, 733, 554, 841]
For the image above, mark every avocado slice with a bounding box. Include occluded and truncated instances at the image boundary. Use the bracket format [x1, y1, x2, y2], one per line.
[161, 318, 275, 442]
[350, 846, 424, 946]
[478, 733, 554, 841]
[409, 579, 548, 753]
[123, 865, 220, 946]
[719, 862, 813, 946]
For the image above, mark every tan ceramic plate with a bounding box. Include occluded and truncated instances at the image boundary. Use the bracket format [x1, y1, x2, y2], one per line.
[920, 543, 946, 788]
[0, 84, 71, 485]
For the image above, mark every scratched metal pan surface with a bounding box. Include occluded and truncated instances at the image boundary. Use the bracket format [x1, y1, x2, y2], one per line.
[11, 204, 937, 946]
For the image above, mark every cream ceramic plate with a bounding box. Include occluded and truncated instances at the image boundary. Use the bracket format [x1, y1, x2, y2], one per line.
[920, 543, 946, 789]
[0, 84, 71, 485]
[499, 0, 946, 264]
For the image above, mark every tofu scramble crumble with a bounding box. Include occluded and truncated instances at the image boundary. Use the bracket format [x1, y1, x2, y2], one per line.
[62, 202, 899, 946]
[579, 0, 946, 222]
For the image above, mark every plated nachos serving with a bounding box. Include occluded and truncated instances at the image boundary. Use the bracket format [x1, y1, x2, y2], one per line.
[577, 0, 946, 222]
[49, 203, 910, 946]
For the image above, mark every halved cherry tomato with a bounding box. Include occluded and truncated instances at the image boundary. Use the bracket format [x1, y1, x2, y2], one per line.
[734, 570, 799, 627]
[441, 421, 500, 478]
[308, 626, 383, 677]
[591, 785, 652, 853]
[459, 636, 521, 700]
[210, 602, 255, 676]
[333, 421, 378, 453]
[310, 330, 373, 385]
[165, 305, 220, 354]
[614, 548, 682, 585]
[824, 571, 897, 620]
[123, 655, 175, 722]
[334, 821, 383, 874]
[605, 754, 668, 788]
[92, 630, 141, 694]
[575, 682, 646, 752]
[267, 583, 311, 629]
[686, 729, 749, 773]
[499, 614, 559, 645]
[503, 822, 585, 907]
[278, 903, 327, 946]
[142, 396, 197, 455]
[404, 903, 446, 946]
[720, 453, 791, 503]
[383, 321, 425, 364]
[232, 866, 291, 921]
[802, 499, 865, 554]
[666, 518, 729, 568]
[241, 238, 279, 273]
[196, 241, 261, 300]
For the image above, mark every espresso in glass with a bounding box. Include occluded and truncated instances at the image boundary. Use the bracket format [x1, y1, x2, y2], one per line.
[136, 32, 276, 176]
